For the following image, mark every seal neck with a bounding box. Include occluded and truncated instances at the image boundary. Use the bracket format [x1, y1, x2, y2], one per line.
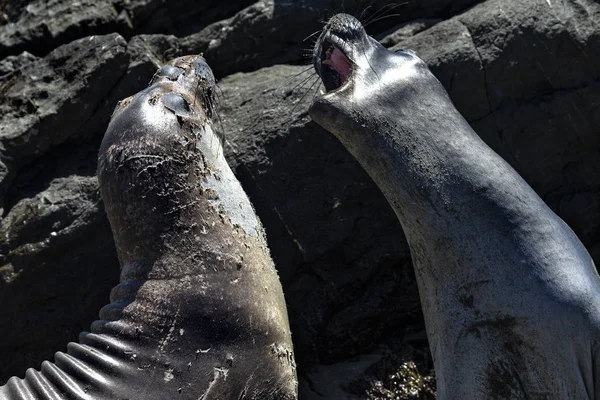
[349, 73, 585, 286]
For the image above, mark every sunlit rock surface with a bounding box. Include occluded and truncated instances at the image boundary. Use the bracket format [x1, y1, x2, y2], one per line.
[1, 0, 599, 398]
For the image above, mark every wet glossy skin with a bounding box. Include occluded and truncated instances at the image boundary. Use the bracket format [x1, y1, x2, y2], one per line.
[310, 13, 600, 400]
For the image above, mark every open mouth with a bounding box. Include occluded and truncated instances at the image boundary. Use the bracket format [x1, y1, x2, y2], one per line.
[318, 40, 352, 93]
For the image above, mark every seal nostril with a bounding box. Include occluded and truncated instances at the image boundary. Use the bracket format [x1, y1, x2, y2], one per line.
[156, 66, 184, 81]
[161, 93, 190, 117]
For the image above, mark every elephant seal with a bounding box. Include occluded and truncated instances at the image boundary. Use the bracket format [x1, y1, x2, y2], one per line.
[309, 13, 600, 400]
[1, 56, 297, 399]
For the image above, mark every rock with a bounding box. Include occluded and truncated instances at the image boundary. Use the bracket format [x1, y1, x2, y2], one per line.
[0, 1, 599, 398]
[458, 0, 600, 108]
[0, 166, 118, 382]
[378, 19, 441, 47]
[0, 0, 257, 60]
[392, 0, 600, 117]
[364, 361, 436, 400]
[0, 33, 128, 160]
[0, 0, 29, 24]
[0, 51, 38, 76]
[472, 81, 600, 195]
[122, 0, 255, 36]
[298, 352, 384, 400]
[0, 33, 129, 209]
[0, 0, 130, 59]
[557, 190, 600, 262]
[298, 341, 434, 400]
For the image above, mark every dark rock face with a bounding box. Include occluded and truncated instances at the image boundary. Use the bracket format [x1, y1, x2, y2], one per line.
[0, 0, 598, 398]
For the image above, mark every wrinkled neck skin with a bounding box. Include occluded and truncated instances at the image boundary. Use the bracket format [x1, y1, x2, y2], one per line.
[311, 41, 600, 399]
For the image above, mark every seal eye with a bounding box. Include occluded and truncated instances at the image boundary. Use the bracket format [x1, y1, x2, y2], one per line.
[395, 49, 417, 57]
[320, 42, 352, 92]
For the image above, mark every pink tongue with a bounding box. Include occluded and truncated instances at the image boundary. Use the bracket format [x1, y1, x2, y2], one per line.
[330, 48, 351, 82]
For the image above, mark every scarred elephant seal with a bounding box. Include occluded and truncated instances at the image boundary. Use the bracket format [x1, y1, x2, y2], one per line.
[309, 13, 600, 400]
[0, 55, 297, 399]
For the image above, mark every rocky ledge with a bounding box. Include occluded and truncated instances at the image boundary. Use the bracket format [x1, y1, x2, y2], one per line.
[1, 0, 599, 398]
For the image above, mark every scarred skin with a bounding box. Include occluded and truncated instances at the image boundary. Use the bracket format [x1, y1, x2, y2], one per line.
[310, 13, 600, 400]
[0, 56, 297, 399]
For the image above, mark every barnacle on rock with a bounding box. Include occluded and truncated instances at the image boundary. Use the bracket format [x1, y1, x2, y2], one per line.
[366, 361, 436, 400]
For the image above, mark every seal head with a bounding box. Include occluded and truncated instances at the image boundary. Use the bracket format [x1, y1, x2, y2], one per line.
[310, 14, 440, 156]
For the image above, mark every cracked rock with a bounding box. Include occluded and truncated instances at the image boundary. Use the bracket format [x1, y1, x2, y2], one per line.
[0, 1, 599, 399]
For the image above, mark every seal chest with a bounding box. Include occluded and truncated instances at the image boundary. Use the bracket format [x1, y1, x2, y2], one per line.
[309, 13, 600, 400]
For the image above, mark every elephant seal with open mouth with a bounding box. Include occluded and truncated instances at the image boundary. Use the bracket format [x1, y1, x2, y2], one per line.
[309, 13, 600, 400]
[1, 55, 297, 399]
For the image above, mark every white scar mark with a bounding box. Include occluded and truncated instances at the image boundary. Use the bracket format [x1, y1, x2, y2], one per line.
[158, 307, 180, 353]
[164, 368, 174, 382]
[198, 367, 229, 399]
[546, 0, 552, 7]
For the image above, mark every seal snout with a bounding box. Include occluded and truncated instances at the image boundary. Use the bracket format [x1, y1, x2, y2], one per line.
[323, 13, 364, 42]
[314, 14, 365, 93]
[152, 55, 217, 120]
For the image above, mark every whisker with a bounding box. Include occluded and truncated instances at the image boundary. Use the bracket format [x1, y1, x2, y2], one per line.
[213, 109, 226, 156]
[310, 79, 323, 105]
[215, 82, 225, 101]
[363, 2, 407, 26]
[288, 71, 319, 94]
[361, 33, 381, 84]
[303, 29, 323, 42]
[288, 65, 317, 81]
[364, 13, 402, 28]
[290, 74, 321, 116]
[320, 16, 332, 25]
[364, 2, 400, 23]
[356, 0, 379, 22]
[271, 66, 316, 97]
